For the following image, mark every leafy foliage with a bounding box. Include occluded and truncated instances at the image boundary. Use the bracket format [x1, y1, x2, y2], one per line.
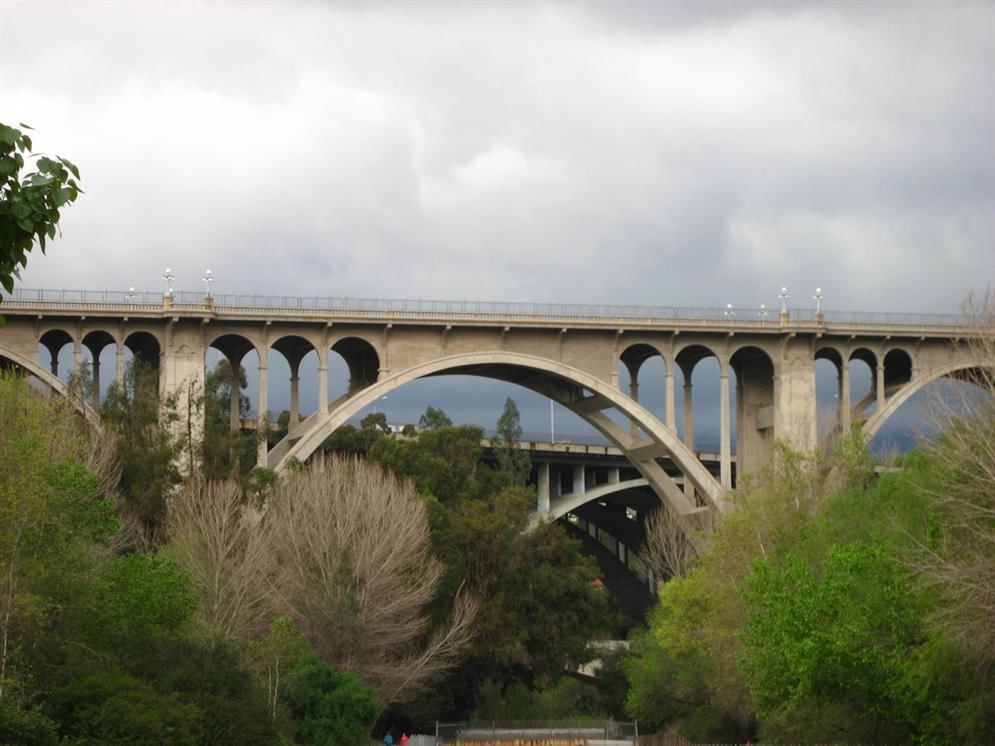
[494, 397, 531, 484]
[0, 122, 82, 295]
[418, 405, 453, 429]
[281, 655, 379, 746]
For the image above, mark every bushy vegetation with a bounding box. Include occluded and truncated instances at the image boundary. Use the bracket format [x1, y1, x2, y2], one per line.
[624, 419, 995, 741]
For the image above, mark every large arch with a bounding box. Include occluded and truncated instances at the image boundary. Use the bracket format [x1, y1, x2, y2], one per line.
[862, 358, 992, 441]
[542, 477, 650, 523]
[0, 343, 101, 428]
[272, 351, 727, 519]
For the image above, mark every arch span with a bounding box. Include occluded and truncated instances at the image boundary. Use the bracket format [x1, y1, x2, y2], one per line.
[541, 478, 650, 523]
[862, 358, 992, 441]
[272, 351, 726, 518]
[0, 343, 101, 427]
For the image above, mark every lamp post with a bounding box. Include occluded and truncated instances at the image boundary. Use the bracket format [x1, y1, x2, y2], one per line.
[126, 287, 136, 302]
[724, 303, 735, 318]
[550, 399, 555, 444]
[758, 303, 769, 321]
[813, 287, 824, 321]
[202, 269, 215, 300]
[162, 268, 175, 308]
[778, 286, 790, 322]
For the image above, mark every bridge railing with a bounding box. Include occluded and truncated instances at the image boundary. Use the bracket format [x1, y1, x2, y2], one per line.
[2, 288, 974, 328]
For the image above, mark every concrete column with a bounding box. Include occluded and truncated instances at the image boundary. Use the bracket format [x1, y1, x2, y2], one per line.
[840, 363, 851, 433]
[289, 359, 301, 430]
[876, 361, 886, 410]
[537, 461, 551, 513]
[682, 382, 694, 449]
[550, 466, 561, 499]
[229, 371, 241, 431]
[618, 542, 627, 564]
[91, 357, 101, 405]
[318, 348, 329, 414]
[628, 379, 639, 438]
[73, 344, 81, 372]
[608, 467, 620, 484]
[773, 337, 818, 452]
[572, 464, 586, 495]
[257, 362, 268, 467]
[665, 370, 676, 430]
[116, 347, 125, 387]
[719, 368, 732, 490]
[49, 352, 58, 376]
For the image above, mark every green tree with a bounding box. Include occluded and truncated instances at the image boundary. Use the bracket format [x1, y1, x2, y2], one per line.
[281, 656, 379, 746]
[743, 544, 922, 743]
[494, 397, 531, 485]
[0, 122, 82, 296]
[418, 405, 452, 430]
[100, 361, 181, 544]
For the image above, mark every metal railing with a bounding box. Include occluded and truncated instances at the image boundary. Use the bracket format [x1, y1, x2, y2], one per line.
[1, 287, 973, 328]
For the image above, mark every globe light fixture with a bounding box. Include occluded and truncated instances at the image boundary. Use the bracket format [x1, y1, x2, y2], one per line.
[814, 287, 824, 315]
[162, 268, 175, 298]
[778, 286, 790, 314]
[758, 303, 769, 320]
[202, 269, 215, 299]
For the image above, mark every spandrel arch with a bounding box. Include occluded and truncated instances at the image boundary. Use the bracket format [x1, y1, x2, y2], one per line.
[271, 351, 727, 519]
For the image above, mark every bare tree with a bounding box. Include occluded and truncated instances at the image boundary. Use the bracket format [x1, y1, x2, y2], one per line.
[905, 290, 995, 665]
[166, 456, 477, 704]
[641, 503, 700, 584]
[264, 457, 477, 703]
[166, 478, 272, 642]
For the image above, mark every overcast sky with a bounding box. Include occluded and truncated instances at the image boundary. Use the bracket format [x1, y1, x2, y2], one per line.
[2, 0, 992, 314]
[2, 1, 993, 444]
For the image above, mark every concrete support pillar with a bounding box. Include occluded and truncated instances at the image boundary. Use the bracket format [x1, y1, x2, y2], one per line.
[618, 542, 627, 564]
[665, 370, 676, 430]
[572, 464, 586, 495]
[289, 359, 301, 430]
[876, 361, 886, 410]
[116, 347, 125, 387]
[550, 466, 561, 499]
[257, 362, 268, 467]
[317, 348, 329, 415]
[536, 461, 551, 513]
[840, 363, 851, 433]
[49, 352, 58, 376]
[608, 467, 620, 484]
[229, 370, 241, 431]
[73, 344, 81, 372]
[91, 356, 101, 405]
[628, 379, 639, 438]
[682, 382, 694, 449]
[719, 368, 732, 490]
[773, 338, 818, 452]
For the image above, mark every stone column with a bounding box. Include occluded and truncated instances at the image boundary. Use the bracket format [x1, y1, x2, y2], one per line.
[116, 346, 125, 387]
[317, 347, 329, 415]
[719, 366, 732, 490]
[665, 370, 676, 430]
[682, 382, 694, 448]
[536, 461, 551, 513]
[257, 361, 268, 467]
[876, 360, 886, 410]
[229, 366, 241, 431]
[91, 356, 101, 405]
[840, 363, 851, 433]
[289, 359, 301, 430]
[628, 379, 639, 438]
[572, 464, 586, 495]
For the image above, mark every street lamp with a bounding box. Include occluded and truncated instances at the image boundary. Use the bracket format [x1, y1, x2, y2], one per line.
[724, 303, 735, 318]
[202, 269, 215, 299]
[758, 303, 769, 320]
[813, 287, 824, 315]
[162, 268, 175, 298]
[126, 287, 137, 301]
[778, 286, 790, 314]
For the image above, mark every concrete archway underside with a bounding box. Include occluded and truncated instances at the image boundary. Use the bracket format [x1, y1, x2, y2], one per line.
[0, 344, 101, 428]
[270, 351, 727, 519]
[862, 358, 993, 441]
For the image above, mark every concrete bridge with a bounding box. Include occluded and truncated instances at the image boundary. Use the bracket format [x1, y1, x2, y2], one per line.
[0, 287, 985, 523]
